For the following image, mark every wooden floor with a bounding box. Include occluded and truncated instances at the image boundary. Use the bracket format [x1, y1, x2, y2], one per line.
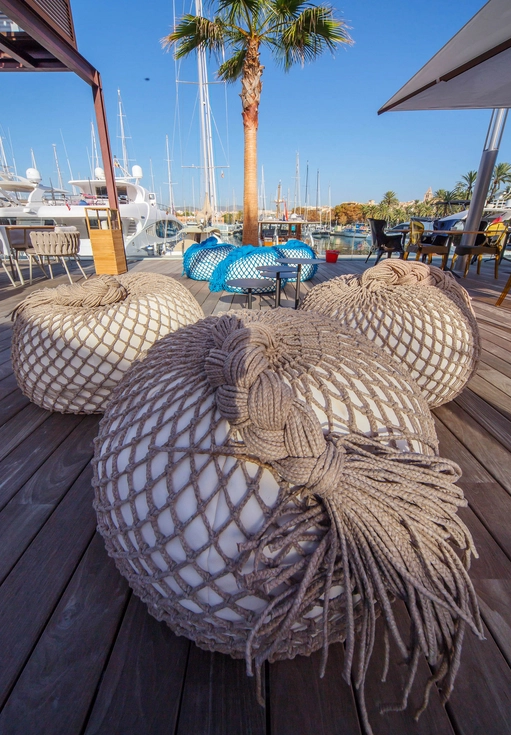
[1, 254, 511, 735]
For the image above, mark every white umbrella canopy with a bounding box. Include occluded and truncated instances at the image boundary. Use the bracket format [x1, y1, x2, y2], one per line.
[379, 0, 511, 113]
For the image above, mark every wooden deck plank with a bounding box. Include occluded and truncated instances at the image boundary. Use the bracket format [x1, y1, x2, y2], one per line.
[0, 417, 99, 584]
[454, 389, 511, 453]
[270, 644, 363, 735]
[0, 533, 129, 735]
[176, 646, 266, 735]
[354, 603, 456, 735]
[0, 463, 97, 707]
[466, 374, 511, 422]
[0, 412, 84, 513]
[0, 402, 50, 462]
[85, 595, 190, 735]
[434, 400, 511, 495]
[0, 389, 30, 429]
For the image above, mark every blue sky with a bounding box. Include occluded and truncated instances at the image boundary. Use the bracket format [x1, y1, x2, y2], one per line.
[1, 0, 508, 209]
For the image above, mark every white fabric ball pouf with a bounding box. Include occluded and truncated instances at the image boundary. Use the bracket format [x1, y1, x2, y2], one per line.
[12, 273, 204, 413]
[300, 260, 480, 407]
[93, 309, 481, 722]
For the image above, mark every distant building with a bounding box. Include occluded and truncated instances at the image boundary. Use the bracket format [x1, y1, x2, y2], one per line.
[423, 187, 434, 202]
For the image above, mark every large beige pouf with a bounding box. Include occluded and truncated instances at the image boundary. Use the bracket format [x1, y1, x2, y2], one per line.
[93, 309, 482, 725]
[12, 273, 204, 413]
[300, 260, 480, 408]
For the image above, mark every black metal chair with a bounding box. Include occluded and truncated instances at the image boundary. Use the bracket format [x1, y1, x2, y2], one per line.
[365, 219, 404, 264]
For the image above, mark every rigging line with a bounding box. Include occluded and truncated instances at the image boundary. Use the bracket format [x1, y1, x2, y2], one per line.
[209, 107, 229, 164]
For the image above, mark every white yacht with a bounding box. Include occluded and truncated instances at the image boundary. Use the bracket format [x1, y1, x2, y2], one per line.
[36, 168, 185, 258]
[0, 168, 58, 226]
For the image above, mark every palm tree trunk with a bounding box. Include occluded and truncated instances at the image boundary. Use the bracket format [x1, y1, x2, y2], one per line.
[241, 41, 262, 246]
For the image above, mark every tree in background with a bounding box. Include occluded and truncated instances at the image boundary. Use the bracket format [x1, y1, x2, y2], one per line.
[488, 162, 511, 202]
[455, 170, 477, 200]
[333, 202, 364, 225]
[163, 0, 351, 246]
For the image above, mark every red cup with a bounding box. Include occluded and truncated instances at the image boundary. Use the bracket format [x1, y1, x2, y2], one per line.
[325, 250, 339, 263]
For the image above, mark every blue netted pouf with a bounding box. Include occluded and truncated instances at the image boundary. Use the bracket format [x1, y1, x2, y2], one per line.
[183, 238, 234, 281]
[274, 240, 318, 281]
[209, 245, 286, 294]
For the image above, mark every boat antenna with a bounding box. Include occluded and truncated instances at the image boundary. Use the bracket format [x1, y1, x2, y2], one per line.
[0, 136, 9, 175]
[30, 148, 37, 170]
[7, 129, 17, 176]
[293, 152, 300, 213]
[60, 130, 76, 193]
[149, 158, 155, 193]
[165, 134, 175, 214]
[52, 143, 64, 190]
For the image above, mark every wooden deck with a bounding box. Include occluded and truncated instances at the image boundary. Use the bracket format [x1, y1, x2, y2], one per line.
[1, 254, 511, 735]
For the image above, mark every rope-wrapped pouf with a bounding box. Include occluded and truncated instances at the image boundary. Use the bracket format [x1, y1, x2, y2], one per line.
[93, 309, 482, 729]
[275, 239, 318, 281]
[12, 273, 204, 414]
[183, 239, 234, 281]
[209, 245, 288, 293]
[300, 260, 480, 408]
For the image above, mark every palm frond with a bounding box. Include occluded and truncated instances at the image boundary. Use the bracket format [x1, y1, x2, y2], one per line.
[218, 47, 247, 82]
[217, 0, 263, 30]
[162, 15, 228, 57]
[272, 6, 351, 69]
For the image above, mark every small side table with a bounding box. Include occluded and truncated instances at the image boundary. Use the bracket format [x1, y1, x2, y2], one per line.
[225, 278, 274, 309]
[276, 257, 325, 308]
[256, 265, 298, 307]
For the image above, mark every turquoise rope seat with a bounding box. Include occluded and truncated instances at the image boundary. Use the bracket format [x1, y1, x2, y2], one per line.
[209, 246, 285, 293]
[183, 238, 234, 281]
[274, 240, 318, 281]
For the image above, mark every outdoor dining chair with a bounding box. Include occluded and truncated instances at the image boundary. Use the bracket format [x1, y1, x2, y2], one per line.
[365, 218, 403, 264]
[29, 229, 88, 284]
[451, 220, 505, 278]
[403, 220, 451, 270]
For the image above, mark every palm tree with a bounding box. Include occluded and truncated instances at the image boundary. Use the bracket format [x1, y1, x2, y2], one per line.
[455, 170, 477, 200]
[163, 0, 351, 246]
[488, 162, 511, 202]
[381, 191, 399, 208]
[434, 189, 459, 216]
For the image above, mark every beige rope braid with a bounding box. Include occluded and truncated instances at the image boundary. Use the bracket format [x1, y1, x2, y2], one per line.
[11, 272, 204, 413]
[92, 309, 482, 734]
[300, 260, 480, 408]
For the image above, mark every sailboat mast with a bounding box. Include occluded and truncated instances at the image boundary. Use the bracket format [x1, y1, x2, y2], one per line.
[7, 130, 17, 176]
[52, 144, 64, 190]
[118, 90, 129, 174]
[165, 135, 174, 213]
[316, 169, 320, 225]
[60, 130, 76, 193]
[293, 152, 300, 213]
[304, 161, 309, 222]
[149, 158, 155, 193]
[91, 122, 100, 175]
[0, 137, 8, 174]
[195, 0, 217, 219]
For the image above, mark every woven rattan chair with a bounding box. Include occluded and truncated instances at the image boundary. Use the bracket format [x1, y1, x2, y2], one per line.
[29, 230, 88, 284]
[0, 225, 50, 286]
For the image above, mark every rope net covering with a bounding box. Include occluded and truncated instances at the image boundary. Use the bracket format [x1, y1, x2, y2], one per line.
[209, 246, 287, 293]
[12, 273, 204, 414]
[300, 260, 480, 408]
[183, 240, 234, 281]
[274, 240, 318, 281]
[93, 309, 482, 731]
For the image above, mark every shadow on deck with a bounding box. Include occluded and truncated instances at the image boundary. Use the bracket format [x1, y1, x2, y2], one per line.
[0, 254, 510, 735]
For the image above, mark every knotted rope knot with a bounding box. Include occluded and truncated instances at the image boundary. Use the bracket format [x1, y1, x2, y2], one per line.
[361, 260, 444, 291]
[13, 275, 128, 319]
[205, 314, 346, 497]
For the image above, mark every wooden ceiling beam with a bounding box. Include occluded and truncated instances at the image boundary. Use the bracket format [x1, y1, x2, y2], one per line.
[0, 33, 36, 67]
[0, 0, 96, 84]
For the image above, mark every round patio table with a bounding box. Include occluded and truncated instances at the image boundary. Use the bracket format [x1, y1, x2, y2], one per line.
[256, 265, 298, 307]
[276, 257, 326, 308]
[225, 278, 274, 309]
